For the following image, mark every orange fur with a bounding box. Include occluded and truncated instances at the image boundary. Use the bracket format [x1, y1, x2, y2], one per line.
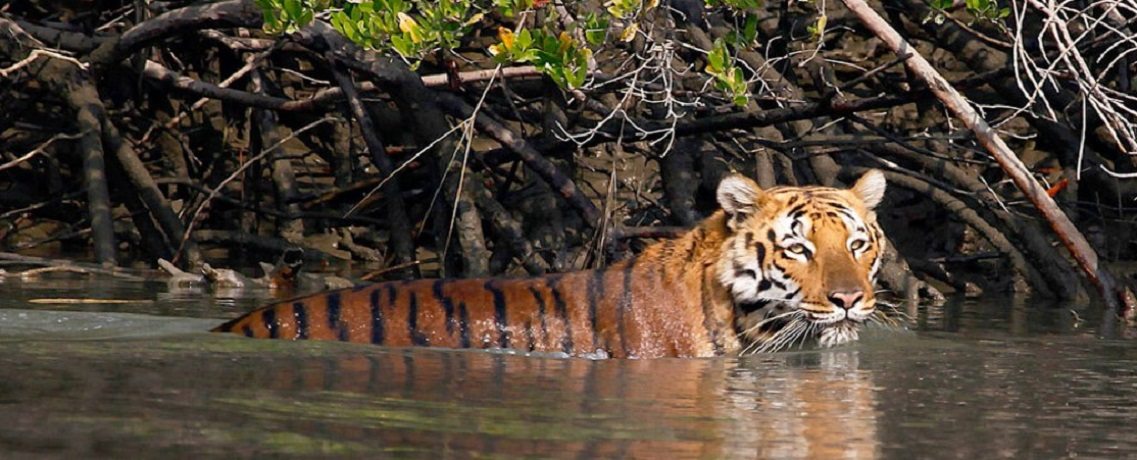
[214, 171, 888, 357]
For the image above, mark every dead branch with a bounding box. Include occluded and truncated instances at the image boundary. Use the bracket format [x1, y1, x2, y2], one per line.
[864, 168, 1049, 296]
[86, 0, 262, 68]
[191, 230, 334, 262]
[433, 92, 603, 226]
[327, 57, 415, 265]
[843, 0, 1134, 316]
[249, 69, 305, 243]
[472, 184, 549, 275]
[1, 18, 117, 266]
[0, 130, 88, 173]
[858, 138, 1082, 300]
[0, 252, 145, 280]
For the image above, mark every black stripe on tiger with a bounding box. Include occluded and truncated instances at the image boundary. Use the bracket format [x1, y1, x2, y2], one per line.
[485, 281, 509, 349]
[262, 308, 278, 339]
[740, 299, 771, 313]
[370, 288, 384, 345]
[758, 279, 772, 291]
[408, 291, 429, 346]
[212, 319, 234, 333]
[458, 302, 471, 348]
[327, 292, 347, 341]
[548, 275, 573, 354]
[529, 287, 550, 348]
[586, 269, 605, 350]
[432, 280, 456, 334]
[293, 302, 309, 340]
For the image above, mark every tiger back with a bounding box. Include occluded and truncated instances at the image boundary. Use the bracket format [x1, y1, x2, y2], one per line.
[214, 170, 889, 358]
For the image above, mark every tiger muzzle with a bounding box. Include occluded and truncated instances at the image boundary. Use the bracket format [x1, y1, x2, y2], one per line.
[827, 290, 864, 310]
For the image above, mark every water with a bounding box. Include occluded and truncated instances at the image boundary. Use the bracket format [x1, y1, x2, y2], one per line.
[1, 274, 1136, 459]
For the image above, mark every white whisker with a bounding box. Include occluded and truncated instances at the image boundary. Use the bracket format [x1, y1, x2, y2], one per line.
[739, 308, 804, 336]
[751, 318, 810, 354]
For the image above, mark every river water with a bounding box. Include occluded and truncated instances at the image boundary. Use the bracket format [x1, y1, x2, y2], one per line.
[1, 274, 1135, 459]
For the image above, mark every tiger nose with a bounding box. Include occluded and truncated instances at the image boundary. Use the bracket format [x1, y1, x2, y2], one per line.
[827, 290, 864, 310]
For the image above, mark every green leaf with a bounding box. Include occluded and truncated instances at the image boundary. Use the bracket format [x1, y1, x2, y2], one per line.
[297, 9, 313, 29]
[741, 14, 759, 45]
[517, 49, 540, 63]
[330, 11, 356, 40]
[281, 0, 301, 21]
[566, 64, 587, 89]
[390, 34, 414, 57]
[516, 28, 533, 51]
[707, 39, 728, 73]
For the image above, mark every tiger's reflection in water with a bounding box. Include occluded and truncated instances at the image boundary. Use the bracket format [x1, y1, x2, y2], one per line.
[215, 347, 880, 458]
[726, 351, 879, 458]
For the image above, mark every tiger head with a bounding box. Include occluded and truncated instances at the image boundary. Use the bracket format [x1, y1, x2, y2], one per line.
[714, 170, 887, 351]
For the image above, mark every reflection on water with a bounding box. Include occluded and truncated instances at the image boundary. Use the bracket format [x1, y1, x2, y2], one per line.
[0, 275, 1136, 458]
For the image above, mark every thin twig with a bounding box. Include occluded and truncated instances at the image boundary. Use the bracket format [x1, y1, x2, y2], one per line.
[0, 48, 87, 77]
[0, 129, 89, 173]
[172, 116, 336, 263]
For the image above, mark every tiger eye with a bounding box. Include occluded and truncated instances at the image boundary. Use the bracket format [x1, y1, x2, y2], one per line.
[850, 239, 866, 251]
[786, 243, 807, 255]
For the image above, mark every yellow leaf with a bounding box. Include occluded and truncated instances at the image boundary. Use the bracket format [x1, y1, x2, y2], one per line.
[580, 46, 593, 62]
[558, 31, 574, 53]
[488, 44, 503, 56]
[398, 12, 423, 43]
[498, 26, 516, 50]
[645, 0, 659, 10]
[620, 22, 639, 42]
[813, 15, 827, 39]
[464, 13, 485, 27]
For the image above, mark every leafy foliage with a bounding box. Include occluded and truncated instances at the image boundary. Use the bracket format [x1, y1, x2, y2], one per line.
[926, 0, 1010, 24]
[705, 39, 750, 107]
[254, 0, 760, 100]
[255, 0, 327, 34]
[705, 0, 762, 11]
[489, 27, 592, 89]
[327, 0, 483, 69]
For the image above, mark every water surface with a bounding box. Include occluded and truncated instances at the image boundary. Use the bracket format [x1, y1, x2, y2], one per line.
[0, 274, 1134, 458]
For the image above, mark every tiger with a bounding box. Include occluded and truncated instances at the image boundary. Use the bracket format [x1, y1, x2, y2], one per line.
[213, 170, 889, 358]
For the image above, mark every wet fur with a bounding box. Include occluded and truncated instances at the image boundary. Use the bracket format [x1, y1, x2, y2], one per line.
[214, 171, 888, 358]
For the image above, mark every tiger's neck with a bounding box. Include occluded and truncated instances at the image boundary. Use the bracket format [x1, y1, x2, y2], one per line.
[624, 211, 740, 355]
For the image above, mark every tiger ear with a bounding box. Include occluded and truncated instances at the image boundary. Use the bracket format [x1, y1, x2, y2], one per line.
[851, 169, 886, 209]
[717, 174, 762, 226]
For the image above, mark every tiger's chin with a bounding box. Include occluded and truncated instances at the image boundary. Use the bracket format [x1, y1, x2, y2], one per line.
[817, 321, 861, 348]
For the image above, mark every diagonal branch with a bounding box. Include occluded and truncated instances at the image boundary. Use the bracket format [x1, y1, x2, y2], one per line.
[327, 57, 416, 265]
[433, 92, 602, 226]
[840, 0, 1136, 320]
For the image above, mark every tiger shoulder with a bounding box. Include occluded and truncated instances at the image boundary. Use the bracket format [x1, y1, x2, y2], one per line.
[214, 170, 889, 358]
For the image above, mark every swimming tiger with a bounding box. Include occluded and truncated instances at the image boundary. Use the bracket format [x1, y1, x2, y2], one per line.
[213, 170, 888, 358]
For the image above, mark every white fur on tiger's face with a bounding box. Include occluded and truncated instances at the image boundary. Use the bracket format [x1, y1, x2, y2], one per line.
[714, 171, 887, 351]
